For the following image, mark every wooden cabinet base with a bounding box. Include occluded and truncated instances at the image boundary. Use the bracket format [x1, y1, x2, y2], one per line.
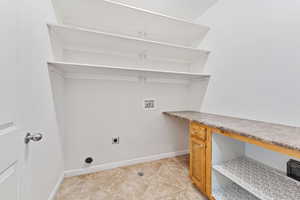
[189, 122, 212, 198]
[190, 176, 206, 195]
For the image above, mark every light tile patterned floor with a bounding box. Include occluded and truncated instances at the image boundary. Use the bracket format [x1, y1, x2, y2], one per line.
[55, 155, 207, 200]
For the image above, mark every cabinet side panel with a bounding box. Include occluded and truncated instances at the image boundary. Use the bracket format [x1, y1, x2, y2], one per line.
[212, 133, 245, 190]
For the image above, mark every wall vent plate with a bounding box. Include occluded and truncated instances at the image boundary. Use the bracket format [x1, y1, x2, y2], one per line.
[143, 99, 156, 111]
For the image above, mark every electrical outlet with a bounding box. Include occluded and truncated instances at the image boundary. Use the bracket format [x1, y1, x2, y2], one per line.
[143, 99, 156, 110]
[112, 137, 120, 144]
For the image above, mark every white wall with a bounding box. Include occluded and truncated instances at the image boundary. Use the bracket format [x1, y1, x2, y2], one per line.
[111, 0, 217, 21]
[197, 0, 300, 169]
[16, 0, 64, 199]
[50, 69, 66, 149]
[62, 78, 208, 173]
[198, 0, 300, 127]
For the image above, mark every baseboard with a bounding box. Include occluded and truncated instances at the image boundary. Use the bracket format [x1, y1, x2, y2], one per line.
[64, 150, 188, 177]
[47, 173, 64, 200]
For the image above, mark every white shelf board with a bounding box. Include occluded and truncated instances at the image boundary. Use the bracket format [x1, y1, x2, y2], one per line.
[48, 24, 209, 60]
[52, 0, 209, 47]
[48, 62, 210, 83]
[48, 24, 209, 70]
[213, 157, 300, 200]
[213, 183, 259, 200]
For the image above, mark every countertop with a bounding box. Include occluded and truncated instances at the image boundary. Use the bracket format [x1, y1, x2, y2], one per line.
[163, 111, 300, 152]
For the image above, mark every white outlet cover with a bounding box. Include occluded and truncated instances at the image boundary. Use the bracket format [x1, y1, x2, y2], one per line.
[143, 99, 156, 111]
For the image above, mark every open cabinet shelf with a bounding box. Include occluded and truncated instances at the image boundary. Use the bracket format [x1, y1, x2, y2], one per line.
[213, 183, 259, 200]
[48, 24, 209, 73]
[51, 0, 209, 47]
[213, 156, 300, 200]
[48, 61, 210, 84]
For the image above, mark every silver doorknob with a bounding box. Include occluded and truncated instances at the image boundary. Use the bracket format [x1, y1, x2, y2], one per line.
[25, 133, 43, 144]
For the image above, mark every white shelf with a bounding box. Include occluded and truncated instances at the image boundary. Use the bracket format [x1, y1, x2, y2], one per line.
[213, 157, 300, 200]
[48, 24, 209, 73]
[52, 0, 209, 47]
[213, 183, 259, 200]
[48, 61, 210, 84]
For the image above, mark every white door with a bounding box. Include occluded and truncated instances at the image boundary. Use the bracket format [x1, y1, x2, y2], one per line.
[0, 0, 23, 198]
[0, 126, 23, 200]
[0, 0, 43, 199]
[0, 126, 43, 200]
[1, 0, 64, 199]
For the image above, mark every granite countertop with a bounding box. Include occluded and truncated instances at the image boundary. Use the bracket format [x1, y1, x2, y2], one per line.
[163, 111, 300, 152]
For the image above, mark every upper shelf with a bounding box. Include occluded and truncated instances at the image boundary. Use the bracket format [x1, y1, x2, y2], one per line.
[51, 0, 209, 47]
[48, 24, 210, 73]
[48, 61, 210, 84]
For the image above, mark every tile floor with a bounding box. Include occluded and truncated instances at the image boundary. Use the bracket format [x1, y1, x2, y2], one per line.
[55, 155, 207, 200]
